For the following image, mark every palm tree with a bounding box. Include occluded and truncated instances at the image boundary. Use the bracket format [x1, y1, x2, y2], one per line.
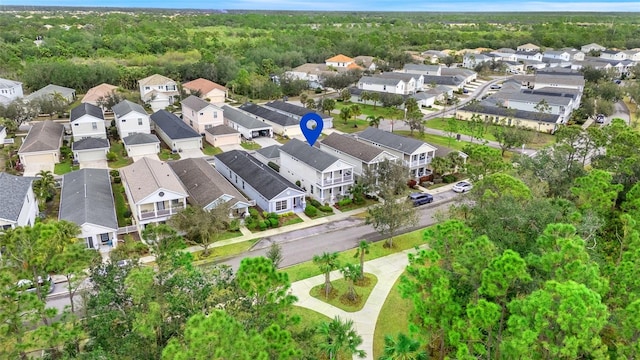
[340, 107, 353, 125]
[370, 92, 380, 109]
[340, 263, 361, 301]
[360, 91, 371, 104]
[350, 104, 362, 122]
[306, 98, 316, 109]
[379, 333, 427, 360]
[318, 316, 366, 360]
[33, 170, 56, 204]
[313, 252, 340, 298]
[366, 115, 383, 128]
[300, 92, 309, 106]
[353, 240, 370, 280]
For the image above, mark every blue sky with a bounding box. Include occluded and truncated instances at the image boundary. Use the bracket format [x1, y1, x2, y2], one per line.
[4, 0, 640, 11]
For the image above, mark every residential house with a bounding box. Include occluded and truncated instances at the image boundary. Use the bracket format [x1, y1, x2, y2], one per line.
[517, 43, 541, 52]
[533, 73, 585, 91]
[325, 54, 358, 69]
[150, 110, 202, 152]
[120, 157, 188, 227]
[377, 73, 423, 93]
[25, 84, 76, 104]
[182, 78, 228, 104]
[354, 55, 377, 71]
[222, 105, 273, 140]
[138, 74, 179, 112]
[18, 121, 64, 176]
[422, 74, 466, 90]
[490, 48, 517, 62]
[457, 100, 562, 133]
[542, 51, 570, 61]
[205, 125, 241, 148]
[581, 43, 606, 53]
[286, 63, 334, 87]
[412, 92, 438, 108]
[401, 64, 441, 76]
[355, 127, 437, 178]
[0, 126, 6, 145]
[71, 137, 110, 163]
[238, 103, 302, 138]
[319, 132, 397, 178]
[462, 53, 493, 69]
[503, 61, 525, 74]
[563, 49, 586, 61]
[600, 50, 628, 61]
[122, 133, 161, 158]
[181, 95, 224, 135]
[440, 68, 477, 84]
[70, 103, 107, 140]
[263, 100, 334, 129]
[0, 78, 23, 105]
[0, 173, 38, 230]
[112, 100, 151, 138]
[357, 76, 407, 95]
[490, 91, 574, 124]
[214, 150, 306, 214]
[624, 49, 640, 62]
[169, 158, 253, 217]
[514, 51, 543, 62]
[571, 59, 612, 72]
[254, 145, 281, 166]
[279, 138, 354, 204]
[59, 169, 118, 250]
[420, 50, 448, 63]
[81, 83, 118, 108]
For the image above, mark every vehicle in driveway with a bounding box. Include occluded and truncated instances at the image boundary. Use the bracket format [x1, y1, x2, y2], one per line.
[596, 114, 605, 124]
[408, 192, 434, 206]
[17, 275, 55, 294]
[452, 181, 473, 193]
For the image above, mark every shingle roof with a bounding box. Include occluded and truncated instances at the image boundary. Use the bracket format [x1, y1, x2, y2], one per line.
[422, 74, 466, 87]
[70, 103, 104, 122]
[0, 173, 34, 223]
[122, 133, 160, 146]
[440, 68, 475, 78]
[138, 74, 175, 86]
[357, 127, 436, 154]
[215, 150, 301, 200]
[403, 64, 441, 72]
[72, 137, 109, 151]
[222, 105, 272, 130]
[358, 76, 403, 87]
[255, 144, 281, 160]
[81, 83, 118, 104]
[112, 100, 147, 118]
[239, 103, 299, 127]
[280, 138, 343, 171]
[150, 110, 201, 140]
[602, 49, 624, 55]
[534, 74, 585, 87]
[205, 124, 239, 136]
[120, 157, 188, 204]
[326, 54, 354, 63]
[460, 102, 561, 123]
[18, 121, 64, 154]
[59, 169, 117, 230]
[182, 78, 227, 94]
[377, 73, 421, 82]
[0, 78, 21, 89]
[491, 91, 572, 106]
[169, 158, 249, 209]
[264, 101, 331, 119]
[25, 84, 75, 102]
[321, 132, 388, 162]
[181, 95, 219, 112]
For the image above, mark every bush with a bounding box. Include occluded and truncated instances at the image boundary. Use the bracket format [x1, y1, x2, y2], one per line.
[419, 175, 432, 183]
[407, 179, 417, 188]
[295, 180, 301, 187]
[319, 205, 334, 213]
[123, 210, 132, 218]
[304, 204, 318, 217]
[266, 212, 278, 220]
[338, 198, 352, 207]
[113, 176, 121, 183]
[308, 199, 322, 208]
[245, 216, 256, 229]
[279, 211, 294, 218]
[110, 169, 120, 178]
[269, 217, 279, 228]
[228, 219, 240, 231]
[106, 151, 117, 162]
[258, 220, 268, 231]
[268, 161, 280, 172]
[442, 174, 456, 183]
[248, 208, 259, 218]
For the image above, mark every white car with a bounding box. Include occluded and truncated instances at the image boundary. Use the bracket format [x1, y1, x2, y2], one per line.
[16, 275, 55, 294]
[452, 181, 473, 193]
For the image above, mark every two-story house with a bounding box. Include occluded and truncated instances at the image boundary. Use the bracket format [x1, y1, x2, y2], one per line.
[542, 50, 570, 61]
[182, 78, 228, 104]
[70, 103, 107, 140]
[357, 76, 406, 95]
[279, 138, 355, 204]
[581, 43, 606, 53]
[138, 74, 179, 112]
[263, 100, 334, 129]
[325, 54, 359, 69]
[514, 51, 543, 62]
[378, 73, 423, 94]
[517, 43, 541, 52]
[120, 157, 188, 228]
[319, 133, 398, 179]
[355, 127, 437, 178]
[0, 173, 38, 230]
[0, 78, 24, 105]
[112, 100, 151, 138]
[401, 63, 441, 76]
[491, 91, 574, 124]
[181, 95, 224, 135]
[600, 50, 628, 61]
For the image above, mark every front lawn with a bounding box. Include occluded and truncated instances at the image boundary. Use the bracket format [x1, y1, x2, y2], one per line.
[111, 182, 132, 227]
[373, 273, 413, 359]
[335, 102, 405, 120]
[393, 130, 469, 152]
[332, 119, 371, 133]
[158, 148, 181, 161]
[107, 141, 133, 169]
[191, 236, 254, 263]
[202, 142, 222, 156]
[333, 198, 377, 212]
[310, 273, 378, 312]
[240, 141, 261, 150]
[54, 161, 79, 175]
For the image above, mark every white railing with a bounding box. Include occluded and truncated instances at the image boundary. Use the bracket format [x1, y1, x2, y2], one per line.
[139, 207, 181, 220]
[405, 157, 432, 167]
[317, 175, 353, 186]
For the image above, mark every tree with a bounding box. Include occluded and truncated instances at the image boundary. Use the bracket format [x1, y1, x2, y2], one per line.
[339, 88, 352, 102]
[313, 252, 341, 298]
[32, 93, 69, 118]
[461, 144, 506, 182]
[360, 158, 409, 196]
[0, 99, 37, 125]
[360, 91, 371, 105]
[491, 123, 532, 156]
[366, 114, 383, 128]
[443, 117, 459, 146]
[350, 104, 361, 121]
[570, 169, 623, 216]
[49, 242, 100, 314]
[366, 191, 418, 248]
[429, 156, 450, 177]
[266, 242, 284, 268]
[340, 263, 361, 301]
[33, 169, 56, 204]
[340, 106, 352, 124]
[534, 99, 551, 129]
[370, 92, 380, 109]
[318, 316, 366, 360]
[306, 98, 316, 109]
[95, 90, 126, 113]
[353, 240, 369, 280]
[299, 92, 308, 106]
[169, 203, 230, 256]
[380, 333, 428, 360]
[322, 98, 336, 114]
[404, 109, 425, 136]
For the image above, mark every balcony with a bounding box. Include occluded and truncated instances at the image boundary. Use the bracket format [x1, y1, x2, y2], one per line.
[317, 174, 353, 187]
[139, 207, 181, 220]
[405, 157, 431, 168]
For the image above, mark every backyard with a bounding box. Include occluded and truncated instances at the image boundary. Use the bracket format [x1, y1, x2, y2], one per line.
[107, 140, 134, 168]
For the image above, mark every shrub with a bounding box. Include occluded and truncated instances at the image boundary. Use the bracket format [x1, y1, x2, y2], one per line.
[304, 204, 318, 217]
[110, 169, 120, 178]
[113, 176, 121, 183]
[442, 174, 456, 183]
[258, 220, 268, 231]
[269, 217, 279, 228]
[279, 211, 294, 218]
[245, 216, 256, 229]
[295, 180, 301, 187]
[123, 210, 132, 218]
[266, 212, 278, 220]
[419, 175, 432, 183]
[308, 198, 322, 208]
[407, 179, 417, 188]
[319, 205, 334, 213]
[106, 151, 117, 162]
[228, 219, 240, 231]
[249, 208, 259, 218]
[338, 198, 352, 207]
[268, 161, 280, 172]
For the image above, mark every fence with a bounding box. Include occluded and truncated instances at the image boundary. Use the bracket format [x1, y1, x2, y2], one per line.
[117, 225, 138, 235]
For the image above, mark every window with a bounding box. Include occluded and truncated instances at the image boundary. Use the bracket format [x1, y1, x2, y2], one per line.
[242, 181, 245, 189]
[199, 112, 204, 116]
[205, 124, 212, 129]
[214, 112, 218, 119]
[144, 86, 150, 90]
[310, 185, 313, 194]
[121, 119, 126, 123]
[189, 120, 193, 126]
[138, 118, 143, 125]
[275, 200, 287, 211]
[92, 122, 97, 130]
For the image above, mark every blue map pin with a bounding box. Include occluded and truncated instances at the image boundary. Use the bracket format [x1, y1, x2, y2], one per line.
[300, 113, 324, 146]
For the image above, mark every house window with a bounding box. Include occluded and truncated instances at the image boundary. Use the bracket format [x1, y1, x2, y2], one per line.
[275, 200, 287, 211]
[158, 86, 163, 90]
[214, 112, 218, 119]
[199, 112, 204, 116]
[121, 119, 126, 123]
[205, 124, 212, 129]
[310, 185, 313, 194]
[138, 118, 143, 125]
[171, 199, 181, 207]
[242, 181, 245, 189]
[189, 120, 193, 126]
[92, 122, 97, 130]
[144, 86, 150, 90]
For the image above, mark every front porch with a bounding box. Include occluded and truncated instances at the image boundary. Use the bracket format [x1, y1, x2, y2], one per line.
[137, 198, 187, 222]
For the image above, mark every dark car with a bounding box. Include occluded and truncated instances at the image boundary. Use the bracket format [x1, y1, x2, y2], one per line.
[596, 114, 605, 124]
[408, 192, 434, 206]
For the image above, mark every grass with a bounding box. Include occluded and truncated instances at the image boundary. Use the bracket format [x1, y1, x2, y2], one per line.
[310, 273, 378, 312]
[623, 96, 639, 129]
[107, 141, 133, 169]
[373, 272, 413, 359]
[191, 237, 255, 263]
[158, 148, 181, 161]
[394, 130, 469, 152]
[202, 142, 222, 156]
[54, 161, 79, 175]
[333, 198, 378, 212]
[240, 141, 262, 150]
[282, 215, 304, 226]
[111, 182, 131, 227]
[335, 101, 405, 120]
[281, 228, 426, 283]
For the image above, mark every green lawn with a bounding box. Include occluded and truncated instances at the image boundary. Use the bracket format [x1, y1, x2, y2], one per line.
[240, 142, 262, 150]
[333, 198, 378, 212]
[191, 237, 255, 263]
[281, 228, 426, 283]
[108, 141, 133, 168]
[282, 215, 304, 227]
[158, 148, 181, 161]
[54, 161, 79, 175]
[393, 130, 469, 152]
[202, 142, 222, 156]
[373, 272, 413, 359]
[310, 273, 378, 312]
[335, 102, 405, 120]
[332, 119, 371, 133]
[111, 182, 131, 227]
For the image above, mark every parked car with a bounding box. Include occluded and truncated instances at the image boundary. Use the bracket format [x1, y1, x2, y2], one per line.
[16, 275, 55, 294]
[462, 88, 469, 94]
[408, 192, 434, 206]
[490, 84, 502, 90]
[452, 181, 473, 193]
[596, 114, 605, 124]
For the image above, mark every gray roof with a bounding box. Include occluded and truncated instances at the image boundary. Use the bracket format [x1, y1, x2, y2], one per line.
[181, 95, 218, 112]
[72, 137, 109, 151]
[112, 100, 147, 118]
[602, 49, 624, 55]
[59, 169, 117, 230]
[460, 102, 560, 123]
[70, 103, 104, 122]
[402, 64, 441, 72]
[122, 133, 160, 146]
[223, 105, 273, 130]
[264, 101, 331, 119]
[255, 144, 281, 160]
[205, 124, 239, 136]
[150, 110, 201, 140]
[169, 158, 249, 208]
[422, 74, 465, 87]
[515, 50, 541, 56]
[120, 157, 188, 204]
[239, 103, 299, 127]
[321, 132, 387, 162]
[357, 127, 435, 154]
[18, 121, 64, 154]
[358, 76, 403, 87]
[25, 84, 75, 102]
[440, 68, 476, 78]
[491, 90, 572, 106]
[377, 72, 421, 82]
[534, 74, 585, 87]
[543, 50, 568, 56]
[0, 78, 21, 89]
[536, 68, 581, 76]
[280, 138, 342, 171]
[0, 173, 34, 223]
[215, 150, 302, 200]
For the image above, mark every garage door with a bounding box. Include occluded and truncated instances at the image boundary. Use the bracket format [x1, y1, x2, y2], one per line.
[207, 134, 240, 147]
[77, 150, 106, 162]
[127, 144, 159, 157]
[24, 152, 55, 165]
[175, 139, 201, 151]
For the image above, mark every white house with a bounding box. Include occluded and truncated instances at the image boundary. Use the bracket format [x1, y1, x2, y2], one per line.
[0, 78, 23, 105]
[463, 53, 493, 69]
[70, 103, 107, 140]
[181, 95, 224, 135]
[120, 157, 188, 227]
[491, 92, 574, 124]
[25, 84, 76, 104]
[279, 138, 355, 205]
[150, 110, 202, 152]
[514, 51, 543, 62]
[215, 150, 306, 214]
[401, 64, 441, 76]
[319, 132, 398, 178]
[354, 55, 377, 71]
[112, 100, 151, 138]
[238, 103, 302, 138]
[581, 43, 606, 53]
[600, 50, 628, 61]
[138, 74, 179, 112]
[517, 43, 541, 52]
[355, 127, 437, 178]
[325, 54, 358, 69]
[378, 73, 423, 94]
[182, 78, 228, 104]
[59, 169, 118, 251]
[72, 137, 110, 163]
[0, 173, 37, 230]
[624, 49, 640, 62]
[533, 73, 585, 91]
[204, 125, 241, 148]
[0, 126, 6, 145]
[222, 105, 273, 140]
[542, 51, 570, 61]
[357, 76, 406, 95]
[122, 133, 161, 159]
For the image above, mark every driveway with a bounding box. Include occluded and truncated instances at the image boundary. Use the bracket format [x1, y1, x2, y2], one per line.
[218, 144, 244, 152]
[23, 163, 55, 176]
[177, 148, 206, 159]
[131, 154, 160, 162]
[79, 160, 108, 169]
[253, 137, 281, 148]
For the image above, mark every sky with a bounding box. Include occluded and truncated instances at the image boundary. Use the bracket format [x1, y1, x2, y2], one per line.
[3, 0, 640, 12]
